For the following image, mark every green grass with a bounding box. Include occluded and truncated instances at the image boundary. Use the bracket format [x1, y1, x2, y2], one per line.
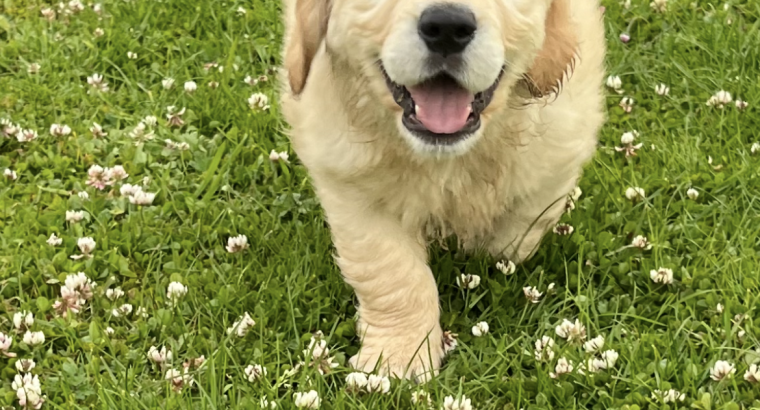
[1, 0, 760, 408]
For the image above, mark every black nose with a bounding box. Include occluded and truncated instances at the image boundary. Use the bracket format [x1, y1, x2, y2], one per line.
[418, 5, 477, 57]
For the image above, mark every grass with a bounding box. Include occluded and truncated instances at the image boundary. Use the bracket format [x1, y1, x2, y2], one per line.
[1, 0, 760, 408]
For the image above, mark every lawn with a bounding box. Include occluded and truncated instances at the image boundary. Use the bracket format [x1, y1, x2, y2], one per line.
[1, 0, 759, 408]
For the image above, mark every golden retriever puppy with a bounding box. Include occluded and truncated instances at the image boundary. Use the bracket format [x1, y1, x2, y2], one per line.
[280, 0, 606, 380]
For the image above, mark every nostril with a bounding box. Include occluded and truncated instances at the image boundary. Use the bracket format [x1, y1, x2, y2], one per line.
[418, 5, 477, 56]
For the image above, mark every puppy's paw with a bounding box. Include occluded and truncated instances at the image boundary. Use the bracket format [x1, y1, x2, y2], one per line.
[348, 328, 444, 382]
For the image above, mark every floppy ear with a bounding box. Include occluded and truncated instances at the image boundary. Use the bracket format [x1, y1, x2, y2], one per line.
[524, 0, 578, 98]
[284, 0, 332, 95]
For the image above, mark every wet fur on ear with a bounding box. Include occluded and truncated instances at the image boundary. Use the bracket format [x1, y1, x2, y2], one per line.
[284, 0, 332, 95]
[522, 0, 579, 99]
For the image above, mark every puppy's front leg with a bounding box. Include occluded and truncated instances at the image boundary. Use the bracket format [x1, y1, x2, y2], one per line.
[320, 189, 443, 381]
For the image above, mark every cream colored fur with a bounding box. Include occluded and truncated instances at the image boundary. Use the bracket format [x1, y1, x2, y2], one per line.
[280, 0, 606, 380]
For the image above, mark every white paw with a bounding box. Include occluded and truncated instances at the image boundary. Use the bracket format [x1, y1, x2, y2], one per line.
[348, 328, 444, 382]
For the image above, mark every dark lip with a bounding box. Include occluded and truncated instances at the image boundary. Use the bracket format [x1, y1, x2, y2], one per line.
[381, 64, 502, 146]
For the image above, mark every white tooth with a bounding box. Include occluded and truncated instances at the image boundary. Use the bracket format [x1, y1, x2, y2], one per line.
[415, 104, 420, 112]
[467, 105, 473, 113]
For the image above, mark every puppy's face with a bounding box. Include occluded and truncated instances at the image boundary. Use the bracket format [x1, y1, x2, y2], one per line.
[285, 0, 577, 156]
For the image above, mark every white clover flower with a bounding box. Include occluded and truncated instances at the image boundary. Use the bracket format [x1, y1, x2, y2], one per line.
[129, 190, 156, 206]
[706, 90, 732, 108]
[226, 235, 249, 253]
[443, 330, 458, 355]
[86, 164, 108, 190]
[752, 142, 760, 155]
[227, 312, 255, 337]
[584, 335, 604, 353]
[105, 327, 114, 336]
[143, 115, 158, 127]
[112, 303, 133, 317]
[244, 75, 257, 86]
[17, 129, 38, 142]
[366, 374, 391, 394]
[165, 368, 193, 392]
[41, 7, 56, 20]
[105, 164, 129, 185]
[650, 0, 667, 12]
[745, 364, 760, 383]
[166, 106, 187, 127]
[0, 332, 14, 357]
[620, 131, 638, 145]
[128, 122, 155, 145]
[652, 389, 686, 403]
[550, 357, 574, 378]
[601, 349, 619, 368]
[496, 259, 516, 275]
[184, 81, 197, 93]
[94, 27, 105, 37]
[167, 282, 188, 302]
[136, 306, 149, 318]
[345, 372, 368, 392]
[87, 73, 109, 92]
[555, 319, 587, 343]
[127, 51, 137, 59]
[456, 273, 481, 289]
[534, 336, 555, 361]
[244, 364, 267, 382]
[4, 168, 17, 180]
[120, 183, 142, 197]
[605, 75, 622, 92]
[89, 122, 107, 137]
[411, 391, 432, 406]
[735, 100, 748, 110]
[237, 6, 246, 15]
[710, 360, 736, 381]
[47, 233, 63, 246]
[523, 286, 543, 303]
[269, 150, 290, 163]
[13, 311, 34, 330]
[26, 62, 41, 74]
[443, 395, 473, 410]
[106, 287, 124, 300]
[1, 120, 19, 138]
[631, 235, 652, 250]
[50, 123, 72, 137]
[22, 331, 45, 346]
[615, 131, 643, 157]
[619, 97, 634, 113]
[655, 83, 670, 96]
[208, 81, 219, 89]
[625, 187, 645, 201]
[63, 272, 95, 303]
[15, 359, 36, 372]
[72, 236, 96, 259]
[65, 210, 85, 223]
[687, 188, 699, 200]
[162, 78, 175, 89]
[471, 321, 489, 337]
[293, 390, 320, 409]
[552, 223, 574, 236]
[67, 0, 84, 12]
[717, 303, 724, 313]
[248, 93, 270, 111]
[650, 267, 674, 285]
[583, 357, 606, 373]
[13, 373, 43, 409]
[259, 397, 276, 409]
[92, 3, 103, 13]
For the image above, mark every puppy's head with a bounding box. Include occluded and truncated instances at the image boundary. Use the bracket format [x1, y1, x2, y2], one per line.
[285, 0, 577, 156]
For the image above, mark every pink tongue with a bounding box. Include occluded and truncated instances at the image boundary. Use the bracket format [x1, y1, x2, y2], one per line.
[408, 78, 474, 134]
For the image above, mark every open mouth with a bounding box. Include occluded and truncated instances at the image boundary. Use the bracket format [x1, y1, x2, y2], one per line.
[382, 66, 501, 145]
